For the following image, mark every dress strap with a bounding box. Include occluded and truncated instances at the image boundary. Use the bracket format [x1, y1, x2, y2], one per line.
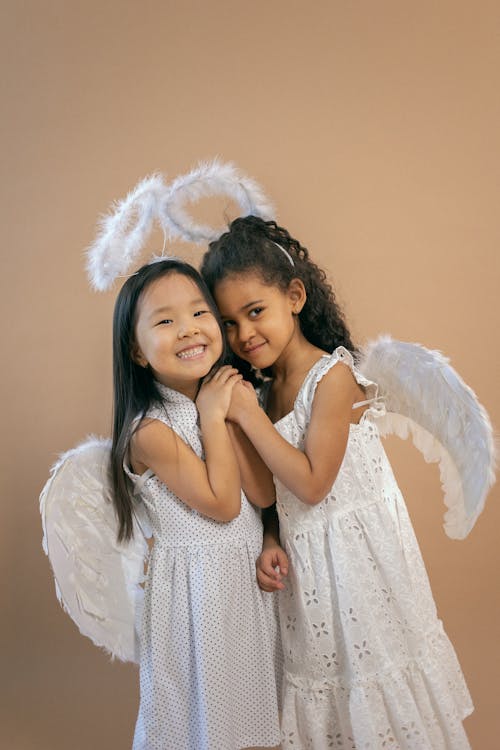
[294, 346, 385, 431]
[132, 468, 155, 496]
[352, 396, 384, 409]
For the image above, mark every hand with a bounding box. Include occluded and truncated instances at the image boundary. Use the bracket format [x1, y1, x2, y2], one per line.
[226, 380, 259, 424]
[196, 366, 242, 421]
[256, 544, 289, 592]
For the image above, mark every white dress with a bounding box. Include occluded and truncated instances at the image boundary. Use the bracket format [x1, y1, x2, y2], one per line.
[126, 384, 281, 750]
[270, 347, 473, 750]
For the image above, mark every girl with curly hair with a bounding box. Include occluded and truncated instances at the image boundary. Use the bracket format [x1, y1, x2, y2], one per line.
[200, 216, 472, 750]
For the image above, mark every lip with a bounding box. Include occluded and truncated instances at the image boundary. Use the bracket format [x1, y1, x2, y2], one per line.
[242, 342, 266, 356]
[176, 344, 207, 360]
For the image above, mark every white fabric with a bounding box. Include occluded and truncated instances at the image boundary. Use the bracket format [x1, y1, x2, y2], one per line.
[272, 347, 473, 750]
[126, 385, 281, 750]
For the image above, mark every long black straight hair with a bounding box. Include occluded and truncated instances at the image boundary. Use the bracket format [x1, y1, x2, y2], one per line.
[111, 258, 226, 541]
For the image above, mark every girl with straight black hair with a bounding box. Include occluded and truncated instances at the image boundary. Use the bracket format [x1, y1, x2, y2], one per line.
[110, 257, 281, 750]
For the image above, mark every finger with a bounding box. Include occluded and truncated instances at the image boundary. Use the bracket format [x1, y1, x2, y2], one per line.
[260, 578, 285, 592]
[259, 559, 281, 579]
[215, 367, 240, 384]
[256, 551, 281, 580]
[276, 549, 289, 576]
[223, 373, 243, 390]
[259, 581, 284, 593]
[257, 569, 285, 591]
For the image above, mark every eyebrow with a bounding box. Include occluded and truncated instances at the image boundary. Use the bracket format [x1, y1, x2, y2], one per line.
[222, 299, 264, 317]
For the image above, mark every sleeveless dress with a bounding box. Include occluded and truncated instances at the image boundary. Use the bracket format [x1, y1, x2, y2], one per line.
[270, 347, 473, 750]
[126, 383, 281, 750]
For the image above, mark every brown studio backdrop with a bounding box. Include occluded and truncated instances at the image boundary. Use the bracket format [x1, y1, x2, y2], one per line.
[1, 1, 499, 748]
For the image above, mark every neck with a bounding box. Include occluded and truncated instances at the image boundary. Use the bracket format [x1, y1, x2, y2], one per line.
[155, 374, 200, 401]
[271, 328, 325, 383]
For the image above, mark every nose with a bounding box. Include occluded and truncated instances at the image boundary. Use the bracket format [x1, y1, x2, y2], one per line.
[236, 319, 255, 343]
[177, 321, 200, 339]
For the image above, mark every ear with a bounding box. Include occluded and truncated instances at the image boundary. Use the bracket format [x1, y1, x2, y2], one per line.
[287, 278, 306, 314]
[131, 343, 148, 368]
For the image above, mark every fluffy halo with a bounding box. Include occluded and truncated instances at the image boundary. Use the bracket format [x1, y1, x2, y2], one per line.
[160, 159, 275, 244]
[86, 174, 167, 291]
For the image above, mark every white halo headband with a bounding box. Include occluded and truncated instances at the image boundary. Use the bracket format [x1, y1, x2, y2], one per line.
[86, 159, 277, 291]
[86, 174, 168, 291]
[160, 159, 275, 244]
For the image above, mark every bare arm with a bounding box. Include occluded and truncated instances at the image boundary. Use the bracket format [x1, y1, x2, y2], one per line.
[229, 364, 359, 506]
[256, 504, 289, 591]
[131, 367, 242, 522]
[226, 423, 276, 508]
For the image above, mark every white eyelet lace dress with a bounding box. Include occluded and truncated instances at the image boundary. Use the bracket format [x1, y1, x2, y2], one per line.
[271, 347, 473, 750]
[126, 384, 281, 750]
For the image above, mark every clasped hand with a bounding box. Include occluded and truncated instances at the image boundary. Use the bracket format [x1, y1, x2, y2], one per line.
[196, 366, 242, 420]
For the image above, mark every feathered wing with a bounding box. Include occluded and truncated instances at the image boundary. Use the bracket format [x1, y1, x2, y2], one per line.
[40, 437, 151, 662]
[357, 336, 496, 539]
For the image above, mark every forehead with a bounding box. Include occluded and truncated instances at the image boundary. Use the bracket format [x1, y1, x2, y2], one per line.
[214, 271, 285, 313]
[139, 272, 203, 310]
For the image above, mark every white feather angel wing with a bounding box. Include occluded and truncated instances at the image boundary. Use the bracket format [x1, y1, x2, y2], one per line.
[358, 337, 496, 539]
[40, 437, 151, 662]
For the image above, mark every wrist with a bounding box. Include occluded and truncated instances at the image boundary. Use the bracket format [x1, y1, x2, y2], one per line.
[199, 410, 226, 429]
[262, 534, 281, 550]
[237, 400, 263, 432]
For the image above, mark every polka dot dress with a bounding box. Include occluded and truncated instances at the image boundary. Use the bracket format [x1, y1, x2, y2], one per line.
[126, 384, 281, 750]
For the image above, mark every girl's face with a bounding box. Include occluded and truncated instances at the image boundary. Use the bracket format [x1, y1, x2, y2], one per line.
[214, 271, 301, 370]
[133, 272, 223, 397]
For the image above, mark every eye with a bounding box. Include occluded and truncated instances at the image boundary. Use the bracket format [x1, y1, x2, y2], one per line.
[156, 318, 173, 326]
[223, 320, 235, 329]
[194, 309, 210, 317]
[248, 307, 264, 318]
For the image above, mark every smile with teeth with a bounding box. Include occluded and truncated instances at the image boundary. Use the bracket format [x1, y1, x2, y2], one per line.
[177, 345, 206, 360]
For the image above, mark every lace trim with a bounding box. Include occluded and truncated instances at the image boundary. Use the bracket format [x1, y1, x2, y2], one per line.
[294, 347, 385, 431]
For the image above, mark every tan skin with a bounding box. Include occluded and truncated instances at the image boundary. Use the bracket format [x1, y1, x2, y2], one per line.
[129, 273, 275, 526]
[215, 271, 368, 589]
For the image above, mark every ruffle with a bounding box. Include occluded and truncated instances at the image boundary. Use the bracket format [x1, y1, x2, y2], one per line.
[294, 347, 385, 432]
[358, 336, 496, 539]
[281, 625, 472, 749]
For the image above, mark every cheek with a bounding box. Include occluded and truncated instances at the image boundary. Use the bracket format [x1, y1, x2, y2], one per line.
[222, 325, 238, 347]
[210, 323, 224, 356]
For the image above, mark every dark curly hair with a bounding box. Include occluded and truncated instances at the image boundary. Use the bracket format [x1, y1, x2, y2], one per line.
[200, 215, 355, 381]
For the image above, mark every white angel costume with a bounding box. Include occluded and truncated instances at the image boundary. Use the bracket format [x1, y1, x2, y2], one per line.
[40, 162, 495, 750]
[125, 384, 281, 750]
[267, 347, 475, 750]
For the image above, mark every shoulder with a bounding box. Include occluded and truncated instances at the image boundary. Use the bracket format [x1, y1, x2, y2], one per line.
[293, 347, 360, 429]
[306, 347, 358, 396]
[313, 357, 359, 406]
[131, 417, 178, 464]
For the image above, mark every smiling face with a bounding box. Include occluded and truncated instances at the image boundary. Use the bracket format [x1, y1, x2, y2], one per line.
[214, 271, 305, 371]
[133, 272, 223, 397]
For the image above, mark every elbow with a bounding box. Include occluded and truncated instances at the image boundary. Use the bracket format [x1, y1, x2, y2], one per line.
[224, 505, 241, 522]
[216, 496, 242, 522]
[300, 480, 335, 506]
[301, 491, 327, 506]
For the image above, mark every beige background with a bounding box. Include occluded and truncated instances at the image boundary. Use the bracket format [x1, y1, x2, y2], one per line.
[2, 1, 499, 748]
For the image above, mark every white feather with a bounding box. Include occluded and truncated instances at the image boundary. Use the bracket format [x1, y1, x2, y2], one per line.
[40, 437, 150, 662]
[358, 336, 496, 539]
[86, 174, 167, 291]
[160, 159, 276, 244]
